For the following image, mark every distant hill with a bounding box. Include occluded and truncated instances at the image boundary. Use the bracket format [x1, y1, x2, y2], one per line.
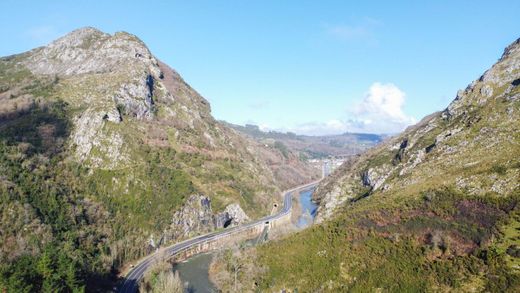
[224, 122, 384, 158]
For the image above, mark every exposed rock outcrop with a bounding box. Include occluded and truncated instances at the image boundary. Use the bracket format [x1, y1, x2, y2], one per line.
[218, 203, 250, 227]
[164, 195, 215, 242]
[24, 27, 160, 77]
[163, 195, 250, 243]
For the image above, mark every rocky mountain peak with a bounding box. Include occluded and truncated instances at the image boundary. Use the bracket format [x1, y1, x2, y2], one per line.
[50, 26, 108, 48]
[500, 37, 520, 61]
[444, 37, 520, 119]
[24, 26, 158, 77]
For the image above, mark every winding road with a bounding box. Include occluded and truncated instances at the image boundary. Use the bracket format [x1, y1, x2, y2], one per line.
[118, 180, 321, 293]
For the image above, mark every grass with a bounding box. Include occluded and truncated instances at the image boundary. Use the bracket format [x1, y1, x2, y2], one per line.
[255, 188, 520, 292]
[494, 213, 520, 271]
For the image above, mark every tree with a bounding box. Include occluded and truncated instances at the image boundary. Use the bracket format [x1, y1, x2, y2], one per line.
[0, 255, 40, 293]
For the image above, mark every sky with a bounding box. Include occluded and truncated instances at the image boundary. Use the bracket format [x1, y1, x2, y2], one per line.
[1, 1, 519, 135]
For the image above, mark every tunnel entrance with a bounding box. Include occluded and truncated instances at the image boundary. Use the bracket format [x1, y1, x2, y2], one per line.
[223, 218, 233, 228]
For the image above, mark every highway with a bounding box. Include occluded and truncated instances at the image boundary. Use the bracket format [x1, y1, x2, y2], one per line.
[118, 179, 321, 293]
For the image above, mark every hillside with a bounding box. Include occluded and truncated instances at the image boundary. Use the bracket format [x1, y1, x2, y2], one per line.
[224, 122, 383, 158]
[242, 39, 520, 292]
[0, 27, 318, 291]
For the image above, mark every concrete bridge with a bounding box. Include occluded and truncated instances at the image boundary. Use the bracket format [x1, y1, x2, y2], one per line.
[118, 179, 321, 293]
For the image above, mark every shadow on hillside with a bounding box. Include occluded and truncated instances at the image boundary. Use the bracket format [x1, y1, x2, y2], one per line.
[87, 272, 133, 293]
[111, 274, 197, 293]
[0, 100, 70, 156]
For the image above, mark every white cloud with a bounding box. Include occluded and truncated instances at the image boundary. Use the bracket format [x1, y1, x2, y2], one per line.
[345, 82, 415, 133]
[353, 82, 415, 126]
[281, 82, 415, 135]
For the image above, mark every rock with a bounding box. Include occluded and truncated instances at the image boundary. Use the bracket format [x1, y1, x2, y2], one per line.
[23, 27, 160, 77]
[480, 84, 493, 98]
[399, 149, 425, 176]
[104, 107, 122, 123]
[362, 167, 390, 191]
[221, 203, 250, 226]
[164, 195, 214, 242]
[393, 138, 408, 164]
[71, 109, 104, 161]
[70, 108, 128, 168]
[114, 76, 155, 119]
[163, 194, 250, 243]
[507, 93, 520, 101]
[315, 184, 345, 224]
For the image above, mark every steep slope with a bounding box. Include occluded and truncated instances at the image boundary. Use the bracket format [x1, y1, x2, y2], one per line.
[251, 39, 520, 292]
[0, 27, 317, 291]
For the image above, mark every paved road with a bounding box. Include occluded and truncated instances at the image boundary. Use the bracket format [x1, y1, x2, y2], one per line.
[118, 180, 321, 293]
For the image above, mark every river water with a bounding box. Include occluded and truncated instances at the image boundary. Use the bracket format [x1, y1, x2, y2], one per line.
[296, 187, 318, 228]
[172, 253, 217, 292]
[173, 188, 318, 292]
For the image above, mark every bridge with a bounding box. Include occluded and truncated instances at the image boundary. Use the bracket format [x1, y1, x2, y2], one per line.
[118, 179, 322, 293]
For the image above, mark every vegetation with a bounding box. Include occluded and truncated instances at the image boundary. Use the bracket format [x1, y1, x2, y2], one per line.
[209, 246, 265, 292]
[0, 245, 85, 292]
[256, 188, 520, 292]
[274, 141, 289, 159]
[140, 261, 183, 293]
[0, 99, 197, 290]
[0, 100, 95, 292]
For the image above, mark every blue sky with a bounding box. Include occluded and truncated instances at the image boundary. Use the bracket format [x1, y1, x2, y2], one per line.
[1, 1, 519, 134]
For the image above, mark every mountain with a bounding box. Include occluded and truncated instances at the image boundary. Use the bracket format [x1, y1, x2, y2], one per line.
[245, 39, 520, 291]
[0, 27, 318, 291]
[224, 122, 384, 158]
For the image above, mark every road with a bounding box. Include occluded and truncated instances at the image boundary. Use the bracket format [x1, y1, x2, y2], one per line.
[118, 179, 321, 293]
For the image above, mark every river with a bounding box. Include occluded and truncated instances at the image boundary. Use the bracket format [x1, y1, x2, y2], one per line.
[173, 188, 318, 292]
[296, 187, 318, 228]
[173, 253, 217, 293]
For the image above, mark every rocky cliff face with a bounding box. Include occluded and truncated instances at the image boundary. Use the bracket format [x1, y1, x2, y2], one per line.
[314, 38, 520, 222]
[162, 194, 250, 244]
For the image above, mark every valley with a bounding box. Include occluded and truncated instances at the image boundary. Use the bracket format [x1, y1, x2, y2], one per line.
[0, 7, 518, 292]
[0, 27, 376, 292]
